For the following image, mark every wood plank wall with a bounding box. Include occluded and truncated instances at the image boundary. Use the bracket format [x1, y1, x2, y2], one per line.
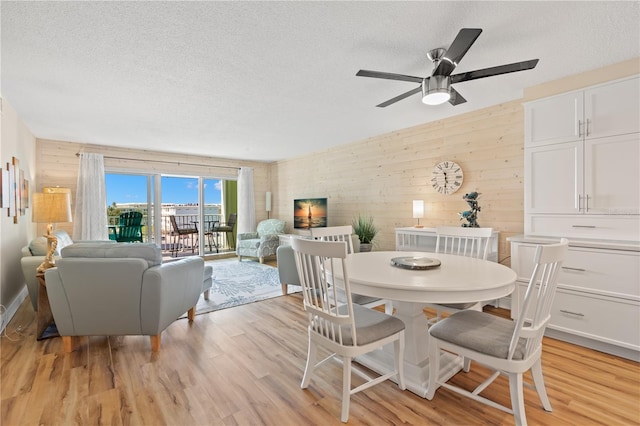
[271, 100, 525, 265]
[35, 139, 271, 235]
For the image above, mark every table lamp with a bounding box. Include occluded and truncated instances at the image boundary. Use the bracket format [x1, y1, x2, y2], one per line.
[32, 188, 72, 272]
[413, 200, 424, 228]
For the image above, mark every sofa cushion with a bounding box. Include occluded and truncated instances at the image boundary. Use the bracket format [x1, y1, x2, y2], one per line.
[61, 242, 163, 267]
[28, 229, 73, 256]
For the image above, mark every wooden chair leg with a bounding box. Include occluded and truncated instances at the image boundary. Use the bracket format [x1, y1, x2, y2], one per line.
[281, 284, 288, 295]
[188, 306, 196, 322]
[62, 336, 74, 353]
[150, 334, 161, 352]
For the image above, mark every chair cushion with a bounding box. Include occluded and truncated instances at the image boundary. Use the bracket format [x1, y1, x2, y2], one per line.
[256, 219, 285, 236]
[437, 302, 478, 310]
[61, 242, 163, 267]
[335, 288, 381, 306]
[429, 310, 526, 360]
[315, 304, 405, 346]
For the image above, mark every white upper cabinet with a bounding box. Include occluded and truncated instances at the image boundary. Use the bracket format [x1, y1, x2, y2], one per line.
[585, 134, 640, 214]
[524, 75, 640, 240]
[525, 76, 640, 147]
[585, 78, 640, 140]
[525, 91, 583, 146]
[525, 141, 582, 214]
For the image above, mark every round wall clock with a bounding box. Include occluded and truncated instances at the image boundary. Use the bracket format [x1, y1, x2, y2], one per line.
[431, 161, 464, 195]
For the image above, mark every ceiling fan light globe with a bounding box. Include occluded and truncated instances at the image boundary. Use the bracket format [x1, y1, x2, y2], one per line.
[422, 75, 451, 105]
[422, 90, 451, 105]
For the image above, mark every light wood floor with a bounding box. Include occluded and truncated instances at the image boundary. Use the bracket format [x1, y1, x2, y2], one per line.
[2, 277, 639, 425]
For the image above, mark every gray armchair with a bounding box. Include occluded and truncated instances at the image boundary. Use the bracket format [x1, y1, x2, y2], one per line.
[236, 219, 285, 263]
[44, 242, 210, 352]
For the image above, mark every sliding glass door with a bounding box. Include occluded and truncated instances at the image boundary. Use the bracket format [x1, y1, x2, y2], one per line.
[105, 173, 155, 243]
[106, 172, 232, 257]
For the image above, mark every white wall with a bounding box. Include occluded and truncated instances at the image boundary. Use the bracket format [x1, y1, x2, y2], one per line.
[0, 98, 37, 329]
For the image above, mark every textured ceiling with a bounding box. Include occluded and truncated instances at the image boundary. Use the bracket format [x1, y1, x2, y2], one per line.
[2, 1, 639, 162]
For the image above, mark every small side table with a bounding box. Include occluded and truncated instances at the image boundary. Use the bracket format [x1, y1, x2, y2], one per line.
[36, 271, 59, 340]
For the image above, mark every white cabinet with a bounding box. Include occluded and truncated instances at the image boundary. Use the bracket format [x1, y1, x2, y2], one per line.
[510, 236, 640, 361]
[525, 133, 640, 215]
[525, 76, 640, 146]
[524, 75, 640, 241]
[585, 135, 640, 214]
[525, 141, 582, 214]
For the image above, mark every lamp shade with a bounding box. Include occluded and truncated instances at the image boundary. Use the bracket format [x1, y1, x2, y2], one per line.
[413, 200, 424, 219]
[265, 191, 272, 212]
[32, 192, 72, 224]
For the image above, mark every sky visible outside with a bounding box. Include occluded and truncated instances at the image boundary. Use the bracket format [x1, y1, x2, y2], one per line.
[106, 174, 222, 206]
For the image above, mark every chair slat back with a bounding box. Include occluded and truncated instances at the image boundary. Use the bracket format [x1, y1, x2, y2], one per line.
[435, 226, 493, 260]
[509, 238, 568, 360]
[310, 225, 355, 254]
[227, 213, 237, 228]
[292, 238, 356, 345]
[117, 211, 143, 242]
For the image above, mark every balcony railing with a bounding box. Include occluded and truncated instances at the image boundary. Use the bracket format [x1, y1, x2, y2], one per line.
[108, 213, 230, 256]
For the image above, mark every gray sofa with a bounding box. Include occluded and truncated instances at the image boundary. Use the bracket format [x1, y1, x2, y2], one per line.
[44, 242, 213, 352]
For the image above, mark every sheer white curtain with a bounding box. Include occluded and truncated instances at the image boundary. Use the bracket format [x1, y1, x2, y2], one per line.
[237, 167, 255, 235]
[73, 153, 109, 240]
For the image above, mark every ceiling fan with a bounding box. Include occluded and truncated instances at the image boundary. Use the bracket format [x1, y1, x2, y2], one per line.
[356, 28, 539, 107]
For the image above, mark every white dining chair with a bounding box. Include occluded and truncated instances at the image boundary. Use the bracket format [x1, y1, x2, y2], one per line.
[291, 238, 406, 423]
[426, 238, 568, 426]
[426, 226, 494, 326]
[311, 226, 394, 314]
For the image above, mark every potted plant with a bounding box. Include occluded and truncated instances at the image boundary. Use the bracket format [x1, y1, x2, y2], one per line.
[352, 214, 378, 252]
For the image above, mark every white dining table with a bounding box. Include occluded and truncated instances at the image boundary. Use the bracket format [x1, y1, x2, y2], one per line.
[328, 250, 517, 398]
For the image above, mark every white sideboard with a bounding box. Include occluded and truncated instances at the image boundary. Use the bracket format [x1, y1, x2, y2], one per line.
[395, 227, 500, 262]
[509, 235, 639, 361]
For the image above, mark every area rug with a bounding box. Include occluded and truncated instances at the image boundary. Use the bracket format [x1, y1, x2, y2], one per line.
[182, 259, 295, 317]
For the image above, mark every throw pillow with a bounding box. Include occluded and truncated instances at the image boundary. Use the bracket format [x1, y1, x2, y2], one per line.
[28, 236, 48, 256]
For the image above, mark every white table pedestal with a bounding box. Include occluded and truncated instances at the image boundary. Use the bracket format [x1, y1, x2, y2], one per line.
[355, 300, 463, 398]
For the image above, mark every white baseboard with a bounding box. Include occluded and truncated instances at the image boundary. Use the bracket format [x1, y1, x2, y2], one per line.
[1, 287, 28, 333]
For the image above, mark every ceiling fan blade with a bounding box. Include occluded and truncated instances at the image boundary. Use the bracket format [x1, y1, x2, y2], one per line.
[356, 69, 423, 84]
[376, 86, 422, 108]
[450, 59, 539, 84]
[433, 28, 483, 77]
[448, 87, 467, 106]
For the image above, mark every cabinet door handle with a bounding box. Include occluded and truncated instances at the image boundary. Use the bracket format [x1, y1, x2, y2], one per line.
[562, 266, 586, 272]
[572, 225, 596, 228]
[577, 194, 583, 212]
[585, 194, 590, 212]
[585, 118, 591, 136]
[578, 119, 583, 137]
[560, 309, 585, 317]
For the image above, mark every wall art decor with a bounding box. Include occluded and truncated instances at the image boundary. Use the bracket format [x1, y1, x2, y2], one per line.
[7, 162, 16, 219]
[293, 197, 327, 229]
[12, 156, 20, 223]
[1, 167, 9, 208]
